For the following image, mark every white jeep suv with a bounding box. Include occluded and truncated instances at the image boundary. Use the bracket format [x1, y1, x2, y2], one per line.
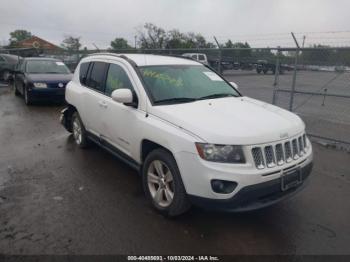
[61, 53, 313, 216]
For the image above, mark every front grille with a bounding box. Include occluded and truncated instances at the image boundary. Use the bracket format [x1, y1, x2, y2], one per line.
[252, 147, 264, 169]
[251, 134, 308, 169]
[275, 144, 284, 165]
[298, 137, 304, 156]
[292, 139, 299, 159]
[284, 141, 292, 162]
[264, 146, 276, 168]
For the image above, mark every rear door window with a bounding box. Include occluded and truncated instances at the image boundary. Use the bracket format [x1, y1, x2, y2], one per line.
[86, 62, 108, 92]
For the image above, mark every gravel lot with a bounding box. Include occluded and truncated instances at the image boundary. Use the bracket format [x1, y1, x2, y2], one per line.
[0, 81, 349, 255]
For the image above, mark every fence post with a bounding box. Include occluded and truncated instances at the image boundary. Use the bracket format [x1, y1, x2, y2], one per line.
[272, 48, 281, 105]
[213, 36, 222, 74]
[289, 33, 301, 112]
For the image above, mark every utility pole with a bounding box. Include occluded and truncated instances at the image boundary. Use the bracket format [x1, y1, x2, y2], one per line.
[302, 35, 306, 48]
[134, 35, 137, 49]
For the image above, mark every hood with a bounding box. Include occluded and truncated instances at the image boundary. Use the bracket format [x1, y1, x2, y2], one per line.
[26, 73, 73, 83]
[149, 96, 305, 145]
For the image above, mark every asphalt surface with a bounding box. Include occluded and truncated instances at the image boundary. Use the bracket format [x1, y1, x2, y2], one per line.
[0, 82, 350, 255]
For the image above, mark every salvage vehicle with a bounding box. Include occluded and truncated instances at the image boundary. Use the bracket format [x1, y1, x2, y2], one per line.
[60, 53, 313, 216]
[0, 53, 20, 81]
[13, 57, 73, 105]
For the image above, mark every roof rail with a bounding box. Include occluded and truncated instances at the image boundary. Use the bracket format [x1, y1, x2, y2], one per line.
[87, 52, 137, 67]
[151, 53, 196, 62]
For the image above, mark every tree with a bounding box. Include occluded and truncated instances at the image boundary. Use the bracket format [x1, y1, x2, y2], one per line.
[137, 23, 166, 49]
[61, 36, 81, 51]
[8, 30, 32, 47]
[110, 37, 131, 50]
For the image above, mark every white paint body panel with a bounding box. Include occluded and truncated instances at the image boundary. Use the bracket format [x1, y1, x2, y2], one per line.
[65, 53, 313, 200]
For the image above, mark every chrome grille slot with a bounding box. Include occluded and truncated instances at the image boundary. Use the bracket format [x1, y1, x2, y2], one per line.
[275, 144, 284, 165]
[292, 139, 299, 159]
[298, 136, 304, 156]
[264, 146, 276, 168]
[284, 141, 292, 162]
[303, 134, 307, 151]
[252, 147, 265, 169]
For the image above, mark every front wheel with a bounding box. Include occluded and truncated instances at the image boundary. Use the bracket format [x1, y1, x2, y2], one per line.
[142, 149, 191, 217]
[14, 82, 20, 96]
[24, 87, 32, 105]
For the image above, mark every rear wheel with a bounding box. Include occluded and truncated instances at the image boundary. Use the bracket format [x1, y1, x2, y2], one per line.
[71, 112, 89, 148]
[142, 148, 191, 217]
[1, 70, 10, 82]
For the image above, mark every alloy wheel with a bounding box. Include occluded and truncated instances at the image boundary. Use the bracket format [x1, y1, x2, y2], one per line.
[147, 160, 174, 207]
[72, 118, 82, 145]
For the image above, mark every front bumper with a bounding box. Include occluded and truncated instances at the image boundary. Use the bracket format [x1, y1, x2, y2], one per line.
[28, 88, 65, 101]
[188, 162, 313, 212]
[175, 141, 313, 211]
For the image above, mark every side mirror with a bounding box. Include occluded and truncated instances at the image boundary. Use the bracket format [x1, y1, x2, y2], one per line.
[230, 82, 239, 90]
[111, 89, 134, 105]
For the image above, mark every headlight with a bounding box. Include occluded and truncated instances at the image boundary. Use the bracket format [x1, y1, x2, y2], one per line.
[195, 143, 245, 163]
[33, 83, 47, 88]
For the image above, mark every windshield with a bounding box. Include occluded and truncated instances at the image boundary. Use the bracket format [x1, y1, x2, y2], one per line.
[26, 60, 71, 74]
[139, 65, 240, 105]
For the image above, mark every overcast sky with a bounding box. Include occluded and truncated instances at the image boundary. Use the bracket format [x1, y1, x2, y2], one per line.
[1, 0, 350, 48]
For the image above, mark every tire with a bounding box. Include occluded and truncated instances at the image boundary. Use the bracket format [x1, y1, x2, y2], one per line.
[256, 68, 261, 74]
[14, 82, 20, 96]
[142, 148, 191, 217]
[71, 112, 89, 148]
[24, 87, 32, 105]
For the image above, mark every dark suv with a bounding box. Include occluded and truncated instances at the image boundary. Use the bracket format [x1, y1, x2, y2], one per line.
[0, 54, 20, 81]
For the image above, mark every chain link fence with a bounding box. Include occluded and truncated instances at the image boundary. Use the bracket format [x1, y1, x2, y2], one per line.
[1, 46, 349, 148]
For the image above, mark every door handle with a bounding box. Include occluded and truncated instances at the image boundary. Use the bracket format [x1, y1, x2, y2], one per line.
[98, 101, 108, 108]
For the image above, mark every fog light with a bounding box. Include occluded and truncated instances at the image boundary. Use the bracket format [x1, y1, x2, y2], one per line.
[211, 180, 237, 194]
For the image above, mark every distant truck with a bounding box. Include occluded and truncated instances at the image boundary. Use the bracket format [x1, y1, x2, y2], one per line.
[256, 60, 295, 75]
[182, 53, 209, 65]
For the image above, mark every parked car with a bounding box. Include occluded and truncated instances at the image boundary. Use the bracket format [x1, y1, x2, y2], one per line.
[0, 54, 21, 81]
[182, 53, 209, 65]
[60, 53, 313, 216]
[13, 57, 73, 105]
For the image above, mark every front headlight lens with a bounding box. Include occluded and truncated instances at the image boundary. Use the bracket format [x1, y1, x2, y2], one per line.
[33, 83, 47, 88]
[195, 143, 245, 163]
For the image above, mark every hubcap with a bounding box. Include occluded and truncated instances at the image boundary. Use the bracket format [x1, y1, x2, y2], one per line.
[147, 160, 174, 207]
[72, 118, 82, 145]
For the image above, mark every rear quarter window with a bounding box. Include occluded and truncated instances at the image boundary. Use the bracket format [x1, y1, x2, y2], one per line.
[79, 62, 90, 85]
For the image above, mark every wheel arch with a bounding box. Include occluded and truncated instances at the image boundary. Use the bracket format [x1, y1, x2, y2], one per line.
[141, 139, 174, 164]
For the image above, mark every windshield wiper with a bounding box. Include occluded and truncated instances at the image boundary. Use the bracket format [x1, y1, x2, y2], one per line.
[154, 97, 197, 105]
[197, 93, 237, 100]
